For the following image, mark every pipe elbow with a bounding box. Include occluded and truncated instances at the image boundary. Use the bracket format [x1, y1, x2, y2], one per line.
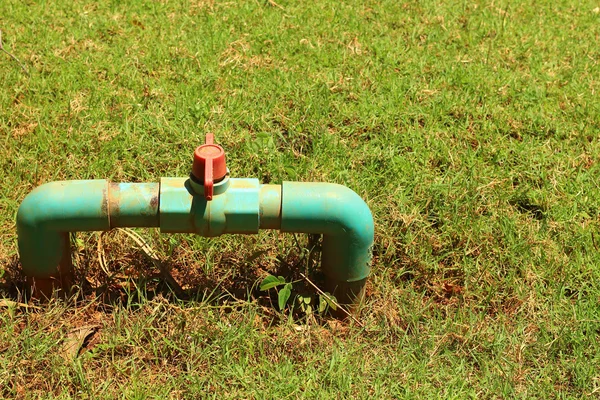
[18, 182, 69, 231]
[17, 180, 110, 277]
[281, 182, 374, 283]
[17, 180, 111, 232]
[320, 183, 374, 247]
[17, 182, 70, 277]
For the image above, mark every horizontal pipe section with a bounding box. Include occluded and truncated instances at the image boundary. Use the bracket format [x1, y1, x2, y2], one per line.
[109, 182, 160, 228]
[17, 180, 160, 278]
[259, 184, 282, 230]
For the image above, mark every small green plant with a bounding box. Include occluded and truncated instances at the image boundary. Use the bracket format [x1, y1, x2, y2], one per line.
[259, 274, 338, 314]
[259, 275, 292, 311]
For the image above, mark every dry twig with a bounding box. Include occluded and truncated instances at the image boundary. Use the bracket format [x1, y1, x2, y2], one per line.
[267, 0, 284, 9]
[119, 228, 184, 294]
[300, 272, 364, 327]
[0, 30, 29, 75]
[95, 229, 184, 294]
[97, 232, 111, 277]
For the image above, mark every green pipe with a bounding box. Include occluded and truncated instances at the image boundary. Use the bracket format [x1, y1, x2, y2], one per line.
[259, 184, 282, 230]
[17, 180, 159, 278]
[109, 182, 160, 228]
[159, 177, 260, 236]
[281, 182, 374, 302]
[17, 178, 373, 304]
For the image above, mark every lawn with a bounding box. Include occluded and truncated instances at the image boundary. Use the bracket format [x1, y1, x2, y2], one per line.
[1, 0, 599, 398]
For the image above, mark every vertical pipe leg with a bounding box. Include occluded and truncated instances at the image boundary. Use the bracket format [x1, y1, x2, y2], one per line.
[28, 232, 73, 298]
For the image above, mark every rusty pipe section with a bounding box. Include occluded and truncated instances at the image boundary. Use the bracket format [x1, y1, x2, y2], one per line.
[108, 182, 160, 228]
[17, 180, 159, 281]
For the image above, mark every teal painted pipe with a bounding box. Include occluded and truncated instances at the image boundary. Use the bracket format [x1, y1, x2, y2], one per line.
[281, 182, 374, 284]
[17, 177, 373, 303]
[109, 182, 160, 228]
[17, 180, 159, 278]
[159, 177, 260, 236]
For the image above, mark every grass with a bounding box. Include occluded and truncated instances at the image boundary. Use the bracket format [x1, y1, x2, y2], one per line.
[1, 0, 600, 397]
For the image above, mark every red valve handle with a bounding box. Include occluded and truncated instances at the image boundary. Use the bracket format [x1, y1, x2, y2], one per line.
[192, 133, 227, 201]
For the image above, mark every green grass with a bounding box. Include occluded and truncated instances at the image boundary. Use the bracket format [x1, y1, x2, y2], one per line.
[1, 0, 600, 398]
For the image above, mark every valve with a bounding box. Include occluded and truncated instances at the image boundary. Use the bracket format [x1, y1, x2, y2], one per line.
[191, 133, 227, 200]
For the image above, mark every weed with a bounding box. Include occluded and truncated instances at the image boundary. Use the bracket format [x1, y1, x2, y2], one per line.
[259, 274, 337, 315]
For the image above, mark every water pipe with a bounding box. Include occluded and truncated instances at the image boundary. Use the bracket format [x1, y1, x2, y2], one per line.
[16, 134, 374, 305]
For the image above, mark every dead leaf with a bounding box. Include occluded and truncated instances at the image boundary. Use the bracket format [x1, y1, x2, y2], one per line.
[61, 325, 97, 360]
[442, 282, 463, 296]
